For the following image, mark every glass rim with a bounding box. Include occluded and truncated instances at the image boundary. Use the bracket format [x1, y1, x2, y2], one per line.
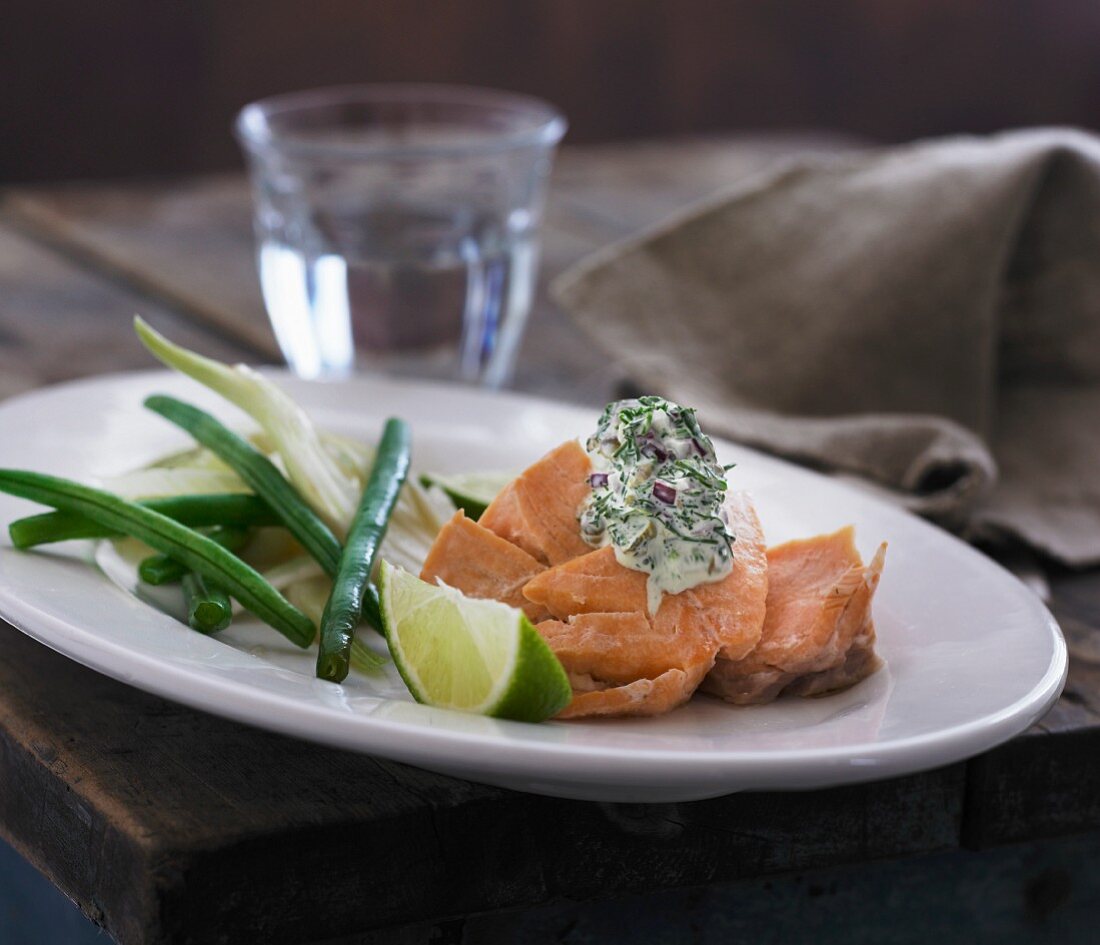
[235, 83, 567, 161]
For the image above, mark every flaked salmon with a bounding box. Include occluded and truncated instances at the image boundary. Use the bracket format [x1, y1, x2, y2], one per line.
[420, 510, 549, 622]
[698, 666, 793, 706]
[479, 440, 593, 566]
[785, 623, 882, 698]
[556, 660, 714, 719]
[703, 530, 886, 705]
[515, 491, 766, 717]
[524, 491, 768, 661]
[537, 611, 716, 686]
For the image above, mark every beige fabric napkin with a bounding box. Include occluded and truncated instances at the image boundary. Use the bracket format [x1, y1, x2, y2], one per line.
[554, 128, 1100, 566]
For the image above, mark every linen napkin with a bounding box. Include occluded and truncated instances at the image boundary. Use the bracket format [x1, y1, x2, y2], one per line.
[553, 128, 1100, 566]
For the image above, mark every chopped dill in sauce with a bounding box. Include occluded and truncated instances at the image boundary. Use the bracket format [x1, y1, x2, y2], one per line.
[578, 396, 735, 614]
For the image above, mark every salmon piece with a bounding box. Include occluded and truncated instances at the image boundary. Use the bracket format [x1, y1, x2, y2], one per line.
[523, 491, 768, 661]
[523, 493, 767, 718]
[709, 491, 769, 661]
[699, 666, 794, 706]
[524, 546, 644, 615]
[556, 660, 714, 719]
[420, 511, 549, 621]
[742, 528, 876, 675]
[705, 624, 882, 708]
[785, 623, 883, 698]
[702, 622, 881, 705]
[703, 531, 886, 704]
[537, 611, 715, 686]
[479, 440, 593, 566]
[474, 481, 528, 553]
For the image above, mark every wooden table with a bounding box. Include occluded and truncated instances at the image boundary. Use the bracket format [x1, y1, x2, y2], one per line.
[1, 139, 1098, 945]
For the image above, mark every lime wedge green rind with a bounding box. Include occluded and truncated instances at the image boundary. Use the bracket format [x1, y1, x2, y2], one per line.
[379, 560, 571, 723]
[418, 472, 514, 519]
[487, 617, 574, 722]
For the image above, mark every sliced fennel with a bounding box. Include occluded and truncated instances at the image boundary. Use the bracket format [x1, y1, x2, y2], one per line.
[259, 555, 327, 594]
[100, 467, 253, 499]
[382, 479, 456, 575]
[135, 316, 358, 535]
[349, 639, 390, 673]
[125, 321, 458, 663]
[254, 428, 369, 484]
[284, 572, 332, 626]
[228, 554, 325, 618]
[148, 444, 235, 473]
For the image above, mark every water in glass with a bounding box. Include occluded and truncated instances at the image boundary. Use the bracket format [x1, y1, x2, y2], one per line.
[258, 199, 534, 386]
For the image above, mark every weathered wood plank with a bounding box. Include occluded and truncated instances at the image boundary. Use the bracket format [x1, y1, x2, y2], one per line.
[0, 625, 965, 945]
[961, 571, 1100, 849]
[0, 221, 252, 399]
[334, 830, 1100, 945]
[3, 180, 277, 359]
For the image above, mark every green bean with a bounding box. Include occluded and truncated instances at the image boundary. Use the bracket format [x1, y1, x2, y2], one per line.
[139, 525, 249, 586]
[143, 396, 342, 577]
[317, 418, 410, 683]
[9, 493, 278, 548]
[0, 470, 314, 647]
[183, 572, 233, 634]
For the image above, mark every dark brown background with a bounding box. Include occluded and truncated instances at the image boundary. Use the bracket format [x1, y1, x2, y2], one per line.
[5, 0, 1100, 183]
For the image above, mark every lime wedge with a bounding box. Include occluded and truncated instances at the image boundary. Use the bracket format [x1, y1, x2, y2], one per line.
[419, 471, 514, 519]
[379, 560, 571, 722]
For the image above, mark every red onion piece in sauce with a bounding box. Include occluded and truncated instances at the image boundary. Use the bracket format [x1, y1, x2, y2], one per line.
[653, 481, 677, 505]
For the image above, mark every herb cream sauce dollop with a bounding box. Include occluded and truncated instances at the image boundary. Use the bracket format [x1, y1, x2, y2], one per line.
[578, 396, 735, 615]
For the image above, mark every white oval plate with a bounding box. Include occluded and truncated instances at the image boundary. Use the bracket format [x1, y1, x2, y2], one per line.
[0, 371, 1066, 802]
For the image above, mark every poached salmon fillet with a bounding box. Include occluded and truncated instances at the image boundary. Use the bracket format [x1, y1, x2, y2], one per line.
[479, 440, 593, 566]
[418, 400, 886, 719]
[420, 510, 549, 622]
[702, 529, 886, 704]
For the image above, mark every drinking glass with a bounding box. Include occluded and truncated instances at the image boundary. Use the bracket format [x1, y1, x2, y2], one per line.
[235, 85, 566, 385]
